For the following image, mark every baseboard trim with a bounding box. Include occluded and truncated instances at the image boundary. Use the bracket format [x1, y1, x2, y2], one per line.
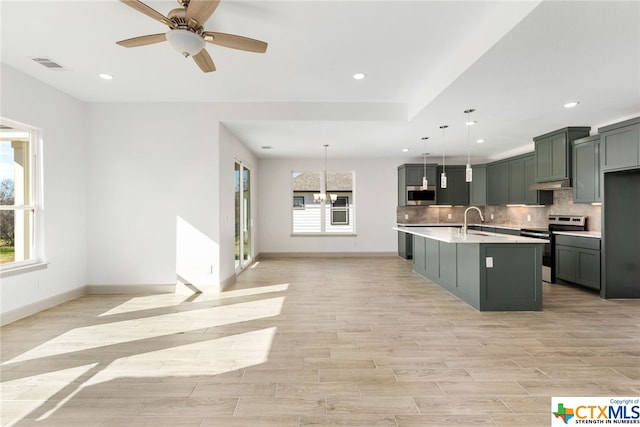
[257, 252, 397, 259]
[1, 287, 85, 326]
[220, 274, 237, 292]
[86, 284, 176, 294]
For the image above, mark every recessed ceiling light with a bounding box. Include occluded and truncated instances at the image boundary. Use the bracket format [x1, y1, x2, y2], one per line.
[563, 101, 579, 108]
[353, 73, 366, 80]
[99, 73, 113, 80]
[402, 148, 409, 152]
[476, 139, 485, 143]
[465, 120, 477, 126]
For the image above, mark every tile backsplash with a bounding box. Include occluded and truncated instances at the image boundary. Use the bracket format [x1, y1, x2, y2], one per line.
[397, 189, 601, 231]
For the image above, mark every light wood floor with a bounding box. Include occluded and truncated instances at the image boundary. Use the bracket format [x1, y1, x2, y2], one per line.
[1, 257, 639, 426]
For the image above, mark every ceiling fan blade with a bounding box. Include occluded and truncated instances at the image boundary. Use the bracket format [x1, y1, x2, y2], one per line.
[120, 0, 174, 27]
[116, 33, 167, 48]
[203, 32, 268, 53]
[192, 49, 216, 73]
[186, 0, 220, 28]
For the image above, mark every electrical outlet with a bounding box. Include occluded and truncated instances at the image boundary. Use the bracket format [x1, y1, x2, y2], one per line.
[447, 213, 452, 219]
[404, 214, 409, 220]
[490, 214, 494, 220]
[486, 257, 493, 268]
[527, 215, 531, 222]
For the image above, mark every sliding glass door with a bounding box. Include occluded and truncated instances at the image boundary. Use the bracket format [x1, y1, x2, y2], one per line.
[234, 161, 252, 271]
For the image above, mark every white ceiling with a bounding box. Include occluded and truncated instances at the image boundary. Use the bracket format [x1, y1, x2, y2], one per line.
[1, 0, 639, 162]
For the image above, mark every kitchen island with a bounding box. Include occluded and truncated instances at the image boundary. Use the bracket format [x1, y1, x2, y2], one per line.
[394, 226, 549, 311]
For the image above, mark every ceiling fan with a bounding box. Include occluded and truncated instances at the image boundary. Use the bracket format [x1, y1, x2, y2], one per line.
[116, 0, 268, 73]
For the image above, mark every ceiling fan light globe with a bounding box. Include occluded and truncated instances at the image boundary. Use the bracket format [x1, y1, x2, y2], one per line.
[166, 29, 205, 57]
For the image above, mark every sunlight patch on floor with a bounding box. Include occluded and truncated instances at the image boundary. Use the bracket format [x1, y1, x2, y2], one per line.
[1, 364, 97, 422]
[98, 283, 290, 317]
[3, 297, 285, 364]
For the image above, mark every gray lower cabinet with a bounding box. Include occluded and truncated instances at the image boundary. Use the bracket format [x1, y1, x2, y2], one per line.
[572, 135, 601, 203]
[555, 235, 601, 290]
[413, 234, 426, 274]
[398, 231, 412, 259]
[598, 118, 640, 171]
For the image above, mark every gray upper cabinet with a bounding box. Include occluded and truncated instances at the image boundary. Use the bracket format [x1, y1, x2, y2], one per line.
[524, 155, 553, 205]
[487, 161, 510, 205]
[509, 157, 526, 204]
[534, 127, 590, 182]
[397, 163, 437, 206]
[572, 134, 601, 203]
[485, 154, 552, 206]
[436, 165, 469, 205]
[469, 165, 487, 206]
[598, 117, 640, 172]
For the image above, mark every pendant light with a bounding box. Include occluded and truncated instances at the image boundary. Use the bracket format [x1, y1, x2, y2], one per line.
[439, 125, 448, 189]
[421, 137, 429, 189]
[314, 144, 337, 204]
[464, 109, 475, 182]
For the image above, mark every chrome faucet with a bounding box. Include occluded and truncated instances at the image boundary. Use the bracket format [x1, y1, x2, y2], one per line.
[462, 206, 485, 235]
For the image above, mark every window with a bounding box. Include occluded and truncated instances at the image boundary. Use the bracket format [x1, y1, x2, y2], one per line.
[330, 196, 349, 225]
[292, 196, 305, 209]
[291, 171, 355, 234]
[0, 118, 43, 271]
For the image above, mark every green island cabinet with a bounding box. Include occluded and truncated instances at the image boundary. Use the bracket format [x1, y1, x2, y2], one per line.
[397, 163, 437, 206]
[534, 127, 591, 182]
[555, 235, 601, 291]
[486, 154, 552, 205]
[598, 117, 640, 171]
[572, 134, 601, 203]
[436, 165, 469, 205]
[412, 234, 542, 311]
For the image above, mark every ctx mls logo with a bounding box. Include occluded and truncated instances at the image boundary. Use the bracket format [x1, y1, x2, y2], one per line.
[553, 402, 575, 424]
[551, 397, 640, 426]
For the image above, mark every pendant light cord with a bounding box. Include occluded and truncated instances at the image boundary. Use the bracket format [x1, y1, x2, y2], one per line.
[323, 144, 329, 197]
[439, 125, 448, 172]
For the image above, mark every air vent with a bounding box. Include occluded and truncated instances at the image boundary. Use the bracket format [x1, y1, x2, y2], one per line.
[31, 57, 64, 70]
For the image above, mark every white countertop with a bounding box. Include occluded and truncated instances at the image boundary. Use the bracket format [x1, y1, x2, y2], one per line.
[394, 226, 549, 244]
[553, 230, 601, 239]
[396, 223, 525, 231]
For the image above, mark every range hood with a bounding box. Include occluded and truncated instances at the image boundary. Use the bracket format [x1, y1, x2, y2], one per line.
[529, 179, 572, 191]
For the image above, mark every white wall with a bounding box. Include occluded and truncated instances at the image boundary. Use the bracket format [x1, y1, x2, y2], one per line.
[0, 64, 88, 315]
[86, 104, 222, 289]
[258, 158, 401, 254]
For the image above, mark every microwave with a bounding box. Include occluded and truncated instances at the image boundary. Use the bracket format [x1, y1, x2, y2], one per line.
[406, 185, 436, 205]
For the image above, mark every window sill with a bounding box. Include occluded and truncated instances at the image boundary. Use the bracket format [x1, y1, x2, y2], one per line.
[291, 233, 358, 237]
[0, 261, 49, 278]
